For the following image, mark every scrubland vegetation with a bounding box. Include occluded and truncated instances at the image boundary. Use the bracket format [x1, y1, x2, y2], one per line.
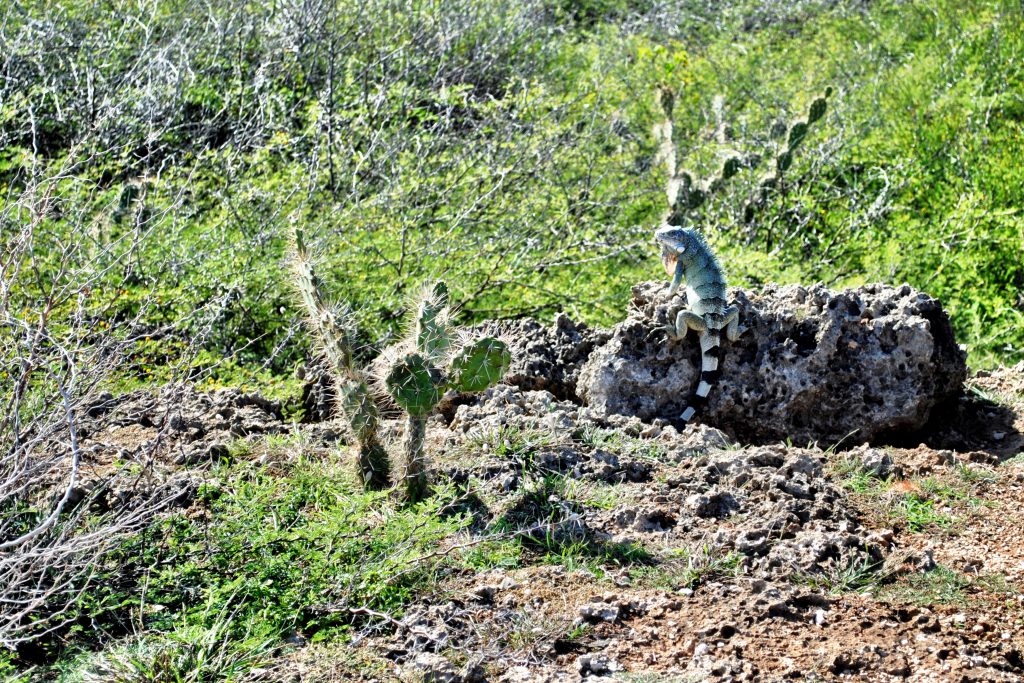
[2, 0, 1023, 679]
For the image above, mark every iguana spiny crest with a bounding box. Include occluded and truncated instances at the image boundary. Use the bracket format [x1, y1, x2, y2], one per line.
[655, 225, 741, 425]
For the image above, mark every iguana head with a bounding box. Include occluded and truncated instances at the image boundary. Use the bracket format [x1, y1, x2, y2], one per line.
[654, 225, 692, 294]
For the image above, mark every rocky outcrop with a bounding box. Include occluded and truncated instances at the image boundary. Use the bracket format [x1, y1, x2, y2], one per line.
[523, 281, 968, 445]
[492, 314, 610, 402]
[79, 387, 287, 470]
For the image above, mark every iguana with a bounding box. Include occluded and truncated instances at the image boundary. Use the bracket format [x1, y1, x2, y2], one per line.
[655, 225, 741, 425]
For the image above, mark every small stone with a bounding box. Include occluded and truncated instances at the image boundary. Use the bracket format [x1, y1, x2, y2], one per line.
[865, 529, 895, 547]
[577, 653, 617, 676]
[693, 643, 710, 657]
[859, 448, 894, 478]
[472, 585, 497, 603]
[402, 653, 461, 683]
[814, 609, 827, 626]
[917, 548, 937, 572]
[640, 423, 662, 438]
[579, 602, 619, 623]
[883, 653, 912, 677]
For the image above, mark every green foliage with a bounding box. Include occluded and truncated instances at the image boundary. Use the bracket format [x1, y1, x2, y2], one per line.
[463, 424, 560, 472]
[72, 611, 276, 683]
[795, 555, 892, 595]
[458, 539, 523, 571]
[831, 458, 976, 532]
[897, 494, 953, 533]
[573, 424, 668, 462]
[879, 565, 973, 606]
[631, 545, 744, 591]
[95, 457, 465, 649]
[0, 651, 28, 682]
[3, 0, 1023, 375]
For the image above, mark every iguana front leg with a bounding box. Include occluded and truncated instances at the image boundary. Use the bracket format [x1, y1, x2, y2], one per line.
[663, 309, 707, 341]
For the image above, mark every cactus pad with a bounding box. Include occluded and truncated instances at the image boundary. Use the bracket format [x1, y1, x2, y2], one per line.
[776, 151, 793, 172]
[787, 120, 809, 151]
[385, 352, 442, 416]
[807, 96, 828, 124]
[415, 281, 452, 359]
[338, 380, 379, 441]
[721, 155, 742, 180]
[450, 337, 511, 393]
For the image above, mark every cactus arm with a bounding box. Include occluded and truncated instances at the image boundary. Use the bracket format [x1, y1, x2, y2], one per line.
[290, 230, 390, 490]
[402, 415, 429, 503]
[742, 89, 831, 224]
[338, 381, 390, 489]
[415, 282, 451, 361]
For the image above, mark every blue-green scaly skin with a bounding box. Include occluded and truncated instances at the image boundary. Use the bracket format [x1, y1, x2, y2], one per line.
[654, 225, 741, 424]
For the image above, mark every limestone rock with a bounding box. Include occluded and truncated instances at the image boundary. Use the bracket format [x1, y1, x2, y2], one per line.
[576, 281, 966, 445]
[494, 313, 610, 402]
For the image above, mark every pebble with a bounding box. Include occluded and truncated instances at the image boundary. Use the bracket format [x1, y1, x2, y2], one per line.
[579, 603, 620, 623]
[577, 653, 617, 677]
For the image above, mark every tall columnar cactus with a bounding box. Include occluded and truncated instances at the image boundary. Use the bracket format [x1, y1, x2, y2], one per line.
[381, 283, 511, 502]
[653, 86, 831, 227]
[290, 230, 390, 490]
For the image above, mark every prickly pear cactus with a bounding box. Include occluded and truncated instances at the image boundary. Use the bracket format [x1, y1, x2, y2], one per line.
[380, 281, 511, 502]
[743, 89, 832, 224]
[385, 352, 443, 417]
[450, 337, 511, 393]
[653, 87, 831, 228]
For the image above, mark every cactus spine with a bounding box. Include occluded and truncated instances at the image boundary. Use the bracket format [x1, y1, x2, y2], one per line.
[291, 230, 390, 490]
[381, 282, 511, 502]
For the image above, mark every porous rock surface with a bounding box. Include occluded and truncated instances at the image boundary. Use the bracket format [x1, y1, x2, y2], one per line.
[572, 281, 967, 445]
[490, 314, 609, 402]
